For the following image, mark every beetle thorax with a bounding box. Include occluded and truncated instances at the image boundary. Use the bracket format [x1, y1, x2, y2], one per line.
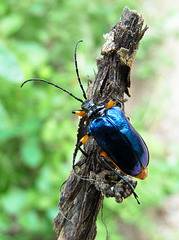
[81, 99, 106, 120]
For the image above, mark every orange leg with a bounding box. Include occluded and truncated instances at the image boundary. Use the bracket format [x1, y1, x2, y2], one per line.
[79, 134, 89, 145]
[107, 99, 124, 109]
[72, 110, 87, 117]
[78, 134, 90, 157]
[100, 151, 124, 172]
[73, 134, 90, 168]
[100, 151, 108, 159]
[106, 99, 116, 109]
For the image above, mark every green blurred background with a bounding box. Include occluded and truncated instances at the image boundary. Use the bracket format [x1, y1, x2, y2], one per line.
[1, 0, 179, 239]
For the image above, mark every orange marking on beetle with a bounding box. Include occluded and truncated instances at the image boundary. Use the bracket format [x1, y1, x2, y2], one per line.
[135, 167, 148, 180]
[80, 134, 89, 145]
[100, 151, 148, 180]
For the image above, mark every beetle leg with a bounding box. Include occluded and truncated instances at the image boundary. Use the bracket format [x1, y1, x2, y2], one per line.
[106, 99, 116, 109]
[73, 134, 90, 169]
[106, 98, 123, 109]
[100, 151, 108, 159]
[99, 152, 140, 204]
[78, 146, 88, 157]
[72, 110, 87, 117]
[79, 134, 89, 145]
[77, 134, 90, 157]
[107, 98, 129, 109]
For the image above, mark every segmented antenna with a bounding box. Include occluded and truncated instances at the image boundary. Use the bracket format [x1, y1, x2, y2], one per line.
[74, 40, 87, 100]
[21, 78, 84, 103]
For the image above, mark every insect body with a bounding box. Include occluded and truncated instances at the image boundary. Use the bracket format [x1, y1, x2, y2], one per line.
[75, 99, 149, 180]
[21, 40, 149, 203]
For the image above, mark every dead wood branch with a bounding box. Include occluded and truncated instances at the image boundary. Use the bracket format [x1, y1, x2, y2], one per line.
[54, 6, 148, 240]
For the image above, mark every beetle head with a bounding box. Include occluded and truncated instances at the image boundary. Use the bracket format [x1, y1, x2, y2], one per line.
[82, 99, 105, 119]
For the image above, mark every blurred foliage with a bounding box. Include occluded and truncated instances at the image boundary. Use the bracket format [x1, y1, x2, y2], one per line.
[0, 0, 179, 240]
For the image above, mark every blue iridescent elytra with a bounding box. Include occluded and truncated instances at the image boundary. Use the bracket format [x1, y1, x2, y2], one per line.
[89, 105, 149, 177]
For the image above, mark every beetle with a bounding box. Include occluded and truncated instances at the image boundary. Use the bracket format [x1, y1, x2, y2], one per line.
[21, 40, 149, 204]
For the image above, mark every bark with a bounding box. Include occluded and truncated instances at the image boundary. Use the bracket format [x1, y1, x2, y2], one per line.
[54, 6, 148, 240]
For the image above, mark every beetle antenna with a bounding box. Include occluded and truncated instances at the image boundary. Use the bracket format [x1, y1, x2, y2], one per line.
[74, 40, 87, 100]
[21, 78, 84, 103]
